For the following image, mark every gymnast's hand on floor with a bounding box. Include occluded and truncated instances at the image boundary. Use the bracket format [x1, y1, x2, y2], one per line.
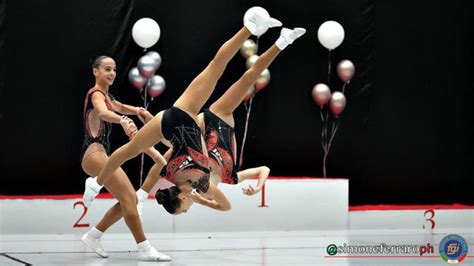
[242, 185, 261, 196]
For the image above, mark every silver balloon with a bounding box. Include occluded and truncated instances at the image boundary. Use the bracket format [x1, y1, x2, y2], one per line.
[312, 83, 331, 106]
[137, 55, 158, 78]
[145, 51, 162, 69]
[246, 55, 259, 69]
[240, 39, 257, 59]
[254, 69, 270, 91]
[147, 75, 166, 98]
[128, 67, 147, 89]
[329, 91, 347, 116]
[337, 60, 355, 83]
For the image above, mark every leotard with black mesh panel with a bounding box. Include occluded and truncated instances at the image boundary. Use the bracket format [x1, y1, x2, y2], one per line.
[80, 88, 115, 161]
[161, 107, 210, 193]
[203, 109, 238, 185]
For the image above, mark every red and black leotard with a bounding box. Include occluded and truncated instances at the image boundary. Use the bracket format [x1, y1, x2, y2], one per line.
[161, 107, 210, 193]
[80, 88, 115, 162]
[203, 110, 238, 184]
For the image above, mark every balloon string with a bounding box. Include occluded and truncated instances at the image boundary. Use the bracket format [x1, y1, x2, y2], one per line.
[342, 82, 347, 94]
[239, 90, 256, 170]
[326, 118, 340, 154]
[320, 108, 329, 177]
[322, 117, 341, 177]
[320, 108, 327, 153]
[139, 153, 145, 186]
[327, 50, 331, 85]
[255, 37, 259, 54]
[322, 110, 328, 177]
[139, 83, 149, 186]
[324, 108, 329, 151]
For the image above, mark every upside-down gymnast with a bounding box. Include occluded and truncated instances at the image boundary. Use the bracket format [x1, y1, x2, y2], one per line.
[152, 26, 306, 214]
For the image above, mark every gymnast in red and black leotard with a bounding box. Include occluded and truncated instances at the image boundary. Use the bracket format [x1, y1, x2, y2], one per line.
[151, 27, 306, 212]
[80, 88, 114, 162]
[160, 107, 210, 193]
[202, 109, 238, 185]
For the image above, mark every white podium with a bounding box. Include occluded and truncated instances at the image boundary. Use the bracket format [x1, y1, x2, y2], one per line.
[0, 178, 349, 234]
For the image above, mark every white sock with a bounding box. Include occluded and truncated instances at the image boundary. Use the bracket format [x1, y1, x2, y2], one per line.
[137, 240, 152, 252]
[136, 189, 149, 201]
[275, 37, 289, 50]
[91, 176, 103, 191]
[88, 227, 104, 238]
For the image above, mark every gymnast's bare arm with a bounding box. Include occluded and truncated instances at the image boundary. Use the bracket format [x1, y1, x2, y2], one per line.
[237, 166, 270, 196]
[189, 183, 231, 211]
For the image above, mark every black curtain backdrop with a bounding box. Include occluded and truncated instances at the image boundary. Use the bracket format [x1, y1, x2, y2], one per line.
[1, 1, 473, 205]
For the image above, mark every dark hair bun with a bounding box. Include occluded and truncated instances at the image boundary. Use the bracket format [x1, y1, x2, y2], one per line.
[89, 55, 98, 65]
[155, 189, 170, 205]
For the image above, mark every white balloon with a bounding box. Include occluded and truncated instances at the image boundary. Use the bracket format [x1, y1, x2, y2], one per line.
[317, 21, 345, 50]
[132, 18, 161, 49]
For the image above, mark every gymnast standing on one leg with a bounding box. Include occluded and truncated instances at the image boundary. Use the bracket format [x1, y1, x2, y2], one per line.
[80, 55, 168, 261]
[81, 7, 283, 259]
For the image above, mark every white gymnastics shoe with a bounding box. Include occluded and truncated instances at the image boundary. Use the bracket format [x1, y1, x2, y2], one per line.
[137, 240, 171, 261]
[82, 228, 108, 258]
[244, 7, 282, 36]
[275, 27, 307, 50]
[83, 176, 103, 207]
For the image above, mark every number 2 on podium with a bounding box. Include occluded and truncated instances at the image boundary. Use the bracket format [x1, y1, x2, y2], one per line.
[73, 201, 90, 228]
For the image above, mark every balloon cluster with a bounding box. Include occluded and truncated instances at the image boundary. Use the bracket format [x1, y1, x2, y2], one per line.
[129, 18, 166, 102]
[128, 52, 166, 100]
[312, 21, 355, 116]
[239, 39, 271, 101]
[312, 21, 356, 177]
[129, 18, 165, 186]
[311, 59, 354, 116]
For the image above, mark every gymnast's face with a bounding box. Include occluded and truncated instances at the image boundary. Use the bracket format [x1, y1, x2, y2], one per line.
[93, 58, 116, 86]
[174, 192, 194, 215]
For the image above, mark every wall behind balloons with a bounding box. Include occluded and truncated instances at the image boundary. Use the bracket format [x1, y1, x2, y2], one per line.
[1, 0, 473, 205]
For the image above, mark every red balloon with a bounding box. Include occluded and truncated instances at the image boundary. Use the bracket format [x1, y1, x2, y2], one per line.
[329, 92, 347, 116]
[312, 83, 331, 106]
